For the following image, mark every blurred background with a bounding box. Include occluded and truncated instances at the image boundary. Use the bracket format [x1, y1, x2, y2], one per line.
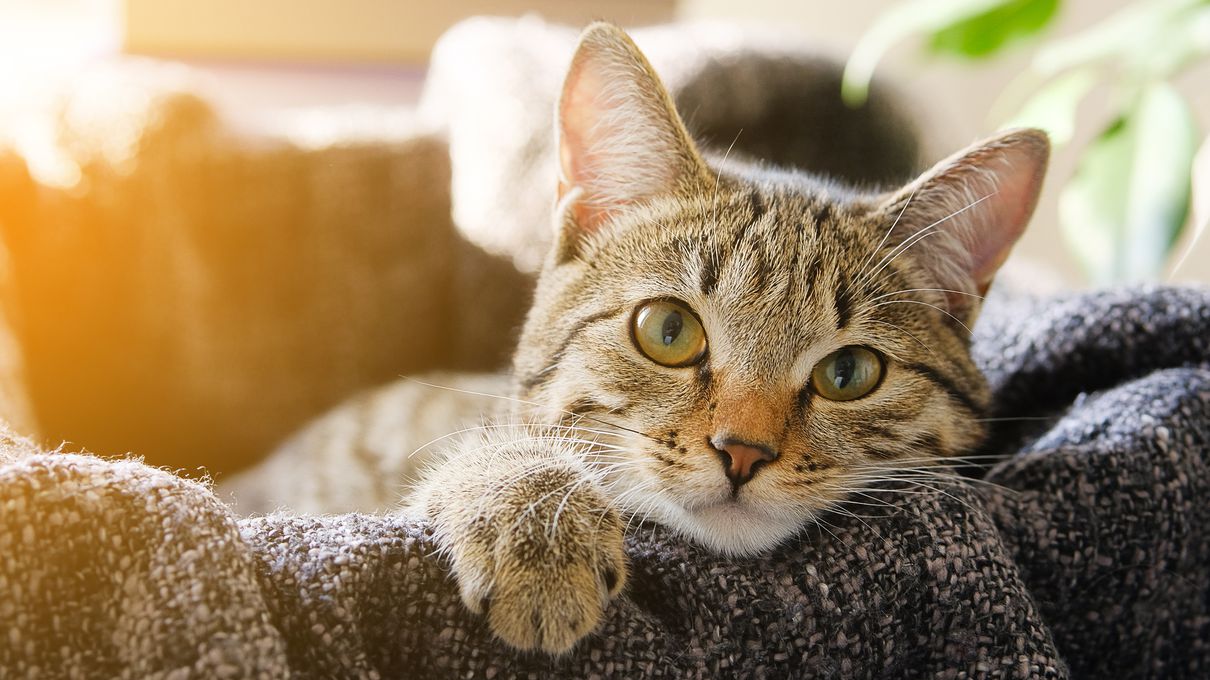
[0, 0, 1205, 474]
[4, 0, 1206, 280]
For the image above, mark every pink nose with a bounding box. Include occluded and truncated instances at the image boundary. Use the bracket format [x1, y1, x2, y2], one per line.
[712, 438, 777, 488]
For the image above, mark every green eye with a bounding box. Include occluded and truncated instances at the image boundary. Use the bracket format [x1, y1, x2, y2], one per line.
[631, 300, 707, 367]
[811, 346, 884, 401]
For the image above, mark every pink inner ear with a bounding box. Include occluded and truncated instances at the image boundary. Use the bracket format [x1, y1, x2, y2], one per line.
[557, 64, 613, 234]
[554, 25, 706, 243]
[908, 131, 1049, 300]
[965, 146, 1048, 294]
[883, 129, 1048, 323]
[557, 64, 595, 201]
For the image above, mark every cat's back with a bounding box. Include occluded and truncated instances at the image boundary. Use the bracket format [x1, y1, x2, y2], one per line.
[221, 372, 513, 515]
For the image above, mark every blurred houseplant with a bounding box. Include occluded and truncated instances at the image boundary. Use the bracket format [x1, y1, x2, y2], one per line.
[843, 0, 1210, 284]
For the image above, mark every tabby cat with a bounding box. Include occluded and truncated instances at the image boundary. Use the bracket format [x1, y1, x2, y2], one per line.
[246, 22, 1049, 654]
[406, 22, 1049, 654]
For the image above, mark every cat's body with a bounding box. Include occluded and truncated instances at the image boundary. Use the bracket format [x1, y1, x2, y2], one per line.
[222, 373, 511, 515]
[228, 24, 1048, 655]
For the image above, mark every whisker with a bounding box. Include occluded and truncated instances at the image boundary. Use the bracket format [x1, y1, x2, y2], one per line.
[870, 288, 985, 303]
[824, 501, 889, 543]
[868, 319, 941, 361]
[857, 192, 994, 291]
[401, 376, 659, 443]
[820, 494, 898, 509]
[831, 491, 902, 511]
[851, 475, 981, 513]
[871, 299, 975, 335]
[973, 416, 1056, 423]
[408, 421, 627, 460]
[711, 129, 744, 231]
[548, 475, 597, 538]
[857, 453, 1010, 465]
[810, 513, 859, 553]
[435, 434, 619, 469]
[602, 481, 662, 533]
[856, 186, 917, 282]
[858, 468, 1017, 495]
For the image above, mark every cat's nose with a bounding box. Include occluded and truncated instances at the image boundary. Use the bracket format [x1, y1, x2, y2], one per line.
[710, 436, 778, 489]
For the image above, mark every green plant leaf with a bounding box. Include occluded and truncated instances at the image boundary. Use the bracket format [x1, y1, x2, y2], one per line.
[1060, 83, 1198, 283]
[1197, 136, 1210, 236]
[1138, 2, 1210, 80]
[842, 0, 1006, 106]
[1003, 68, 1096, 147]
[1034, 0, 1206, 77]
[1169, 134, 1210, 276]
[928, 0, 1060, 58]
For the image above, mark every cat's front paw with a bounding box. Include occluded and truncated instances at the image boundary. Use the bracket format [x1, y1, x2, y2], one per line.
[423, 461, 627, 654]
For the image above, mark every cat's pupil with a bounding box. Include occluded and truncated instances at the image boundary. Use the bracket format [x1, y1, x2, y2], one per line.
[833, 350, 856, 389]
[661, 312, 683, 346]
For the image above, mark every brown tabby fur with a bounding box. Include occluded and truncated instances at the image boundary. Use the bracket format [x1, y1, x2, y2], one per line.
[411, 23, 1048, 654]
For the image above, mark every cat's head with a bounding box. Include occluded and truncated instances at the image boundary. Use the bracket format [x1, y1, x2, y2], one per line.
[513, 23, 1048, 555]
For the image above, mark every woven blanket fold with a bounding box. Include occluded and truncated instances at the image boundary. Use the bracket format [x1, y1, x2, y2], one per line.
[2, 286, 1208, 678]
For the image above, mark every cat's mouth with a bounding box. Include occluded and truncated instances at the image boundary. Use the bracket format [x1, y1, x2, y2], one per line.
[680, 491, 768, 516]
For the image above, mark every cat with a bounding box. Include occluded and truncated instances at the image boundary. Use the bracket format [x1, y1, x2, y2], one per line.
[233, 21, 1049, 655]
[407, 22, 1049, 654]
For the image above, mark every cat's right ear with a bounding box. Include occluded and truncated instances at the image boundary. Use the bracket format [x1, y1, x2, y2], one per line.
[876, 128, 1049, 328]
[554, 23, 711, 262]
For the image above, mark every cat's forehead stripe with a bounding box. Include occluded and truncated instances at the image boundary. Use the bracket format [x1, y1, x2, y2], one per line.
[698, 193, 797, 295]
[834, 275, 853, 330]
[746, 189, 767, 223]
[698, 244, 721, 296]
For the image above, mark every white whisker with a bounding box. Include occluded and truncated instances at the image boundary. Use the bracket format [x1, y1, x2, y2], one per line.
[856, 186, 917, 282]
[871, 287, 985, 303]
[856, 192, 994, 291]
[401, 376, 658, 443]
[868, 319, 941, 361]
[871, 299, 975, 335]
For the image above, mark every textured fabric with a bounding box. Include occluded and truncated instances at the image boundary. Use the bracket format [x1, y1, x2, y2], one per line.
[2, 286, 1208, 678]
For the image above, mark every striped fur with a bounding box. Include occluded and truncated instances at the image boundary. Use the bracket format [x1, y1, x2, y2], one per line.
[258, 23, 1050, 655]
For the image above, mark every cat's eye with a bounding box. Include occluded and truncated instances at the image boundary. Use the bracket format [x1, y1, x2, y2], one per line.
[811, 346, 884, 401]
[631, 299, 707, 367]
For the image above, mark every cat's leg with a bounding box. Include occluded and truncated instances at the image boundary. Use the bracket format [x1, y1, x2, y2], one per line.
[410, 428, 627, 654]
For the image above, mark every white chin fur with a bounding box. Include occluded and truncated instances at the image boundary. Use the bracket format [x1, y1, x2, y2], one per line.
[601, 467, 808, 556]
[660, 501, 808, 556]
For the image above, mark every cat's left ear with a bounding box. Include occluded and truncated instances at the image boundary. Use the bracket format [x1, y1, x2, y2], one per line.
[554, 23, 712, 261]
[878, 128, 1049, 327]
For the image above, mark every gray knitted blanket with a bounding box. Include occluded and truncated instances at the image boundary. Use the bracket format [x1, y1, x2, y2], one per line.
[2, 286, 1208, 679]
